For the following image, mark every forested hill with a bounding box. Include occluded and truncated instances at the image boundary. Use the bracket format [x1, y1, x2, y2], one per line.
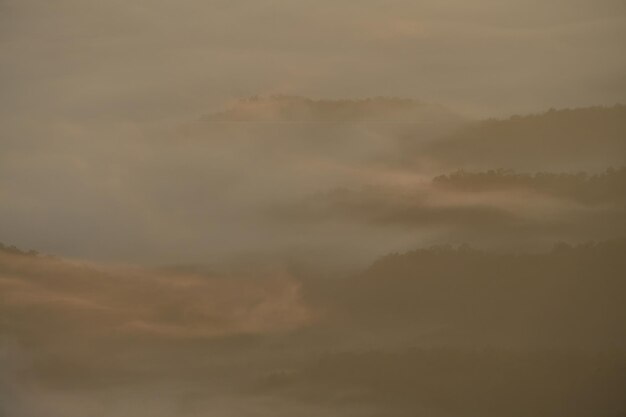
[420, 105, 626, 171]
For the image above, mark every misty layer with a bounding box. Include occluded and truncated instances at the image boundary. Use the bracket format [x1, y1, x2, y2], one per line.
[0, 248, 310, 344]
[3, 102, 624, 263]
[273, 168, 626, 250]
[0, 96, 463, 263]
[433, 167, 626, 204]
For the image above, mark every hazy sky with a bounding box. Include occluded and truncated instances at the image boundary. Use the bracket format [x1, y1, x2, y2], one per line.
[1, 0, 625, 122]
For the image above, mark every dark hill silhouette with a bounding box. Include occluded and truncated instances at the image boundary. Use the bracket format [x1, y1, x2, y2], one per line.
[263, 239, 626, 417]
[305, 239, 626, 350]
[420, 105, 626, 171]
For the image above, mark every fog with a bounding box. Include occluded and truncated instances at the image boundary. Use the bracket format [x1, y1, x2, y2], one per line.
[1, 1, 626, 416]
[2, 0, 625, 118]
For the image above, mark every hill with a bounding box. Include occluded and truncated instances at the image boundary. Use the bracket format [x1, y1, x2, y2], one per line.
[419, 105, 626, 171]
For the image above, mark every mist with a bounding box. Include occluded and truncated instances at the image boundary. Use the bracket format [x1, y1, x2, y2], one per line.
[1, 1, 626, 416]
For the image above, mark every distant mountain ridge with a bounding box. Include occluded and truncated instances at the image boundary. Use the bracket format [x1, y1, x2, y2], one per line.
[420, 105, 626, 171]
